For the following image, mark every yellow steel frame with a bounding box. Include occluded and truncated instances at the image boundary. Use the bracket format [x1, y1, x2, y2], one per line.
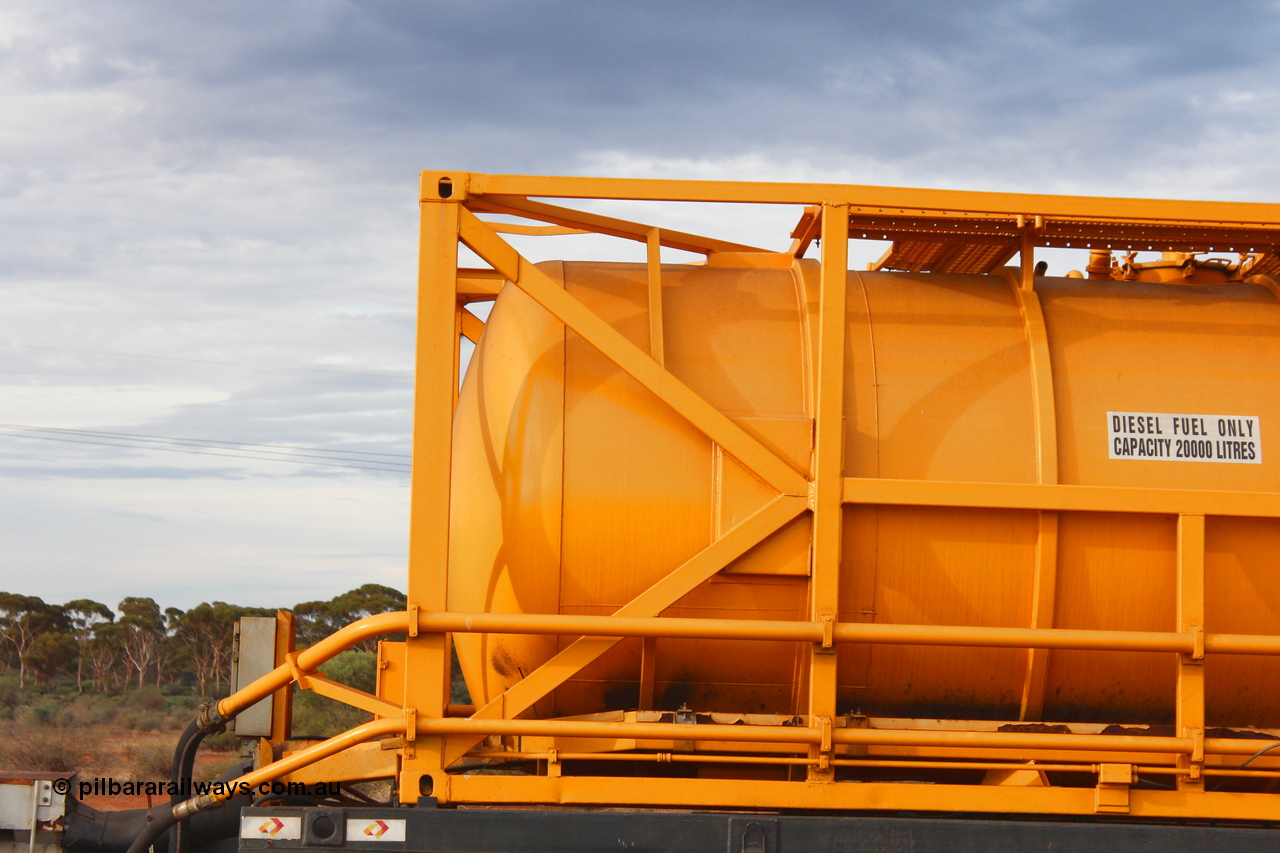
[210, 172, 1280, 821]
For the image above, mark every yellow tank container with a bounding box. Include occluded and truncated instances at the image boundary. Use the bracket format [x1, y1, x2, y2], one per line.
[449, 259, 1280, 729]
[203, 174, 1280, 824]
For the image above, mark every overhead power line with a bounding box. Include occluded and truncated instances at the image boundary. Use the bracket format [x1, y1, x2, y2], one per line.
[0, 424, 411, 474]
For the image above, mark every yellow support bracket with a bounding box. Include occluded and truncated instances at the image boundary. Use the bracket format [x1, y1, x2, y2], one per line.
[818, 614, 835, 652]
[304, 673, 404, 720]
[1094, 763, 1133, 815]
[1186, 624, 1205, 662]
[816, 716, 833, 772]
[284, 651, 310, 690]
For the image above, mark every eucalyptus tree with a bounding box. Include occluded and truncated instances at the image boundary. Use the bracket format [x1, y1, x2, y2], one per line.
[0, 593, 59, 688]
[64, 599, 114, 693]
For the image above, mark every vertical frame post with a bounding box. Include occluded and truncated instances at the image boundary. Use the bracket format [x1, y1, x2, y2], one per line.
[270, 610, 294, 743]
[807, 204, 848, 781]
[452, 305, 463, 413]
[1176, 513, 1206, 791]
[1019, 225, 1037, 291]
[401, 173, 463, 801]
[647, 228, 665, 366]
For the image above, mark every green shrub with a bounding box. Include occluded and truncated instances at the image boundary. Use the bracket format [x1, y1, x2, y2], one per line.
[128, 743, 174, 783]
[281, 650, 378, 739]
[84, 699, 118, 726]
[0, 723, 103, 772]
[166, 695, 198, 712]
[129, 688, 167, 712]
[165, 701, 198, 730]
[50, 705, 81, 728]
[319, 651, 376, 693]
[291, 690, 371, 739]
[21, 697, 60, 727]
[50, 694, 119, 727]
[120, 710, 165, 732]
[137, 711, 165, 732]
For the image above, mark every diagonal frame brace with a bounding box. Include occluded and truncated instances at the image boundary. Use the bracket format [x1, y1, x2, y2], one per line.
[468, 194, 768, 256]
[457, 207, 809, 497]
[442, 493, 809, 766]
[305, 672, 405, 719]
[458, 306, 485, 344]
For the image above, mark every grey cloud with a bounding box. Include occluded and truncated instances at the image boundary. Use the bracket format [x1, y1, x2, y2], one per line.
[20, 1, 1279, 172]
[8, 0, 1280, 196]
[3, 0, 1280, 607]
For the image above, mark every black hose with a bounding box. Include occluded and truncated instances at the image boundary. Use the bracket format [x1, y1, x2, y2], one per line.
[124, 810, 178, 853]
[167, 719, 202, 853]
[1208, 740, 1280, 791]
[170, 719, 203, 790]
[164, 703, 228, 853]
[66, 760, 253, 853]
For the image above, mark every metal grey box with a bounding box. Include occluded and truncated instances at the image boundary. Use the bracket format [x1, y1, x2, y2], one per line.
[230, 616, 277, 737]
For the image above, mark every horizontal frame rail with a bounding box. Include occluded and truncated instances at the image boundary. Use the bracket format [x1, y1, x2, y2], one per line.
[471, 751, 1196, 776]
[289, 714, 1272, 760]
[422, 716, 1199, 755]
[214, 607, 1280, 732]
[437, 171, 1280, 226]
[201, 710, 1279, 811]
[214, 605, 1280, 727]
[417, 610, 1280, 656]
[843, 477, 1280, 518]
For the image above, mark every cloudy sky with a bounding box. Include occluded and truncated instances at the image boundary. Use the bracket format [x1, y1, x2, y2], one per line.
[3, 1, 1279, 612]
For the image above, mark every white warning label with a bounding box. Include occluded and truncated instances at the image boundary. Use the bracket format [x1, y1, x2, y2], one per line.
[346, 819, 406, 842]
[240, 816, 302, 840]
[1108, 412, 1261, 463]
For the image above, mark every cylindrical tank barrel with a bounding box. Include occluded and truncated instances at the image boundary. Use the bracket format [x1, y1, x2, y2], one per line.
[448, 259, 1280, 728]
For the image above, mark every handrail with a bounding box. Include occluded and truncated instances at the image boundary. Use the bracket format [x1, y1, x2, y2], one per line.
[185, 606, 1280, 823]
[184, 709, 1280, 816]
[217, 609, 1280, 720]
[217, 612, 410, 718]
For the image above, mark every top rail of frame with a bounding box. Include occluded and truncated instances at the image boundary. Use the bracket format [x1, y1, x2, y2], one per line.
[423, 171, 1280, 229]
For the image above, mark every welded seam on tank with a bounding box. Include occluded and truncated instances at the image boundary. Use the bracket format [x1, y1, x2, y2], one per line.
[787, 258, 817, 714]
[846, 269, 881, 699]
[847, 270, 881, 479]
[1006, 269, 1061, 723]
